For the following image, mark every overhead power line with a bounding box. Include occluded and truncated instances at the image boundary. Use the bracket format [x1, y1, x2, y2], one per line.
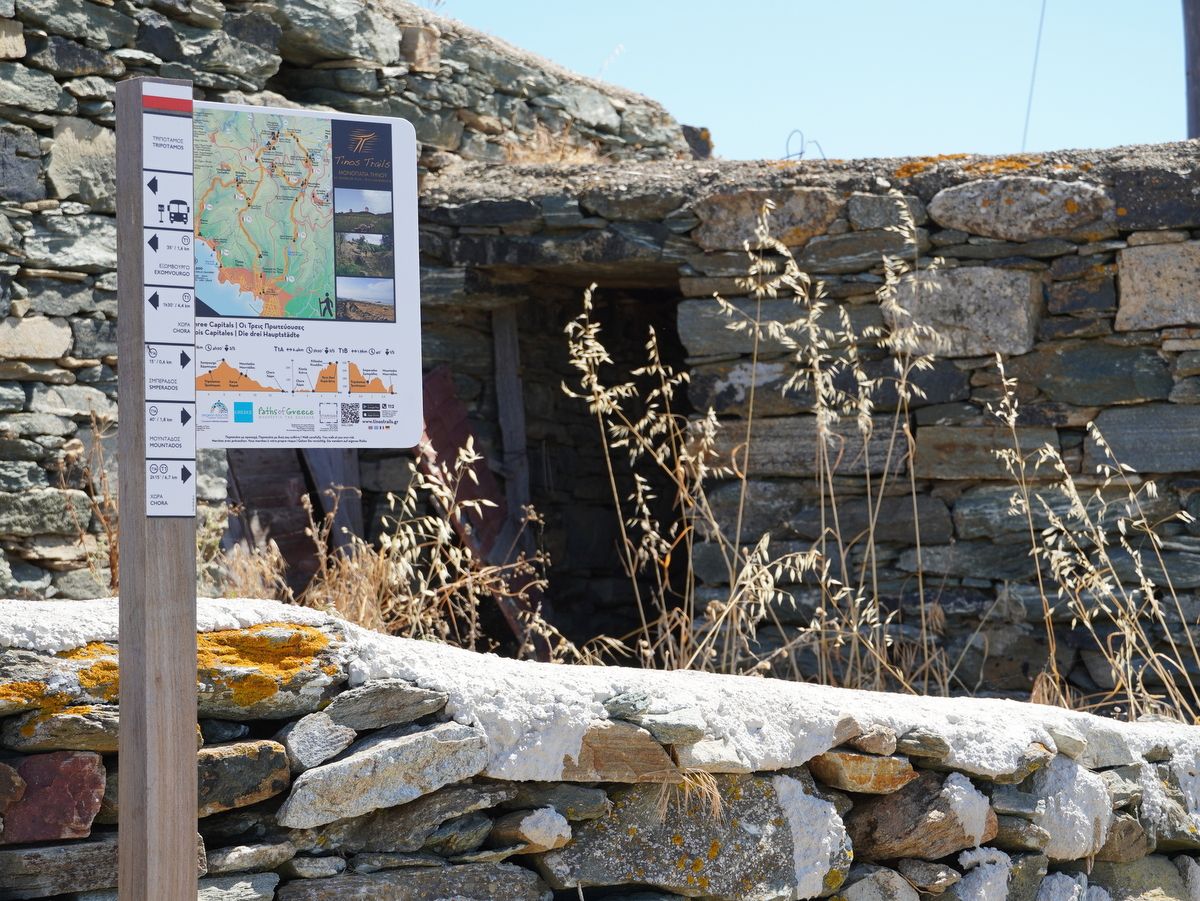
[1021, 0, 1049, 152]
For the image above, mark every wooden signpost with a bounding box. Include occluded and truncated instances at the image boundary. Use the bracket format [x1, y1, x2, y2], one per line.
[115, 77, 420, 898]
[115, 76, 200, 900]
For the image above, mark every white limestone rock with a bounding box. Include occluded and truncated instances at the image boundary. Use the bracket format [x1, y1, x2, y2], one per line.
[1026, 755, 1113, 861]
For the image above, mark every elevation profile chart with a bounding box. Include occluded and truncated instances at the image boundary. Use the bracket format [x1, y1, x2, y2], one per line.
[190, 101, 420, 448]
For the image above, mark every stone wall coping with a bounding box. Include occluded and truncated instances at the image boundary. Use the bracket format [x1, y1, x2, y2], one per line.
[420, 140, 1200, 209]
[2, 597, 1196, 786]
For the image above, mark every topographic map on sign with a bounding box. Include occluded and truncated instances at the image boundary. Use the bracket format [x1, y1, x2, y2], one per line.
[193, 108, 335, 320]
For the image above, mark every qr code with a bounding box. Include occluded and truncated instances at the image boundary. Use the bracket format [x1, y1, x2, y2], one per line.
[340, 402, 360, 425]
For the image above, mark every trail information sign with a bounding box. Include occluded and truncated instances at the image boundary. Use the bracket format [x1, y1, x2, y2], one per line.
[138, 82, 421, 521]
[117, 77, 422, 899]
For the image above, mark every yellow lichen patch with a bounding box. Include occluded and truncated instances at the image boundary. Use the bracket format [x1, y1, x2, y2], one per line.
[1065, 198, 1080, 214]
[962, 155, 1038, 175]
[59, 641, 117, 660]
[20, 702, 94, 737]
[626, 826, 638, 836]
[0, 679, 53, 709]
[77, 659, 120, 702]
[691, 857, 705, 872]
[893, 153, 968, 179]
[197, 623, 331, 707]
[708, 840, 721, 860]
[671, 833, 684, 846]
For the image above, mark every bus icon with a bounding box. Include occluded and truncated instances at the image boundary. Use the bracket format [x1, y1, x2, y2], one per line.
[168, 200, 190, 225]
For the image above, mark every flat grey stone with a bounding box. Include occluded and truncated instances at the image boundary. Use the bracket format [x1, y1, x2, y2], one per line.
[1087, 404, 1200, 473]
[913, 425, 1057, 481]
[274, 862, 552, 900]
[891, 267, 1042, 357]
[205, 840, 296, 875]
[296, 782, 517, 855]
[276, 712, 357, 773]
[323, 678, 447, 730]
[713, 414, 906, 478]
[276, 723, 488, 829]
[278, 855, 347, 879]
[1007, 343, 1171, 405]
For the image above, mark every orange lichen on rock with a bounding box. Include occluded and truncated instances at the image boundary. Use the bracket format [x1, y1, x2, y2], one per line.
[0, 679, 55, 710]
[893, 154, 968, 178]
[962, 155, 1039, 175]
[197, 622, 331, 708]
[59, 642, 117, 660]
[76, 660, 119, 702]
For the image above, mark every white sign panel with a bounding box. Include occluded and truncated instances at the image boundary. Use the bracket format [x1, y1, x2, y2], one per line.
[141, 81, 196, 517]
[190, 102, 422, 449]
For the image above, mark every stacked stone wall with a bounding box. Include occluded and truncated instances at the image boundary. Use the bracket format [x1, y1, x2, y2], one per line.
[416, 143, 1200, 697]
[3, 596, 1200, 900]
[0, 0, 688, 600]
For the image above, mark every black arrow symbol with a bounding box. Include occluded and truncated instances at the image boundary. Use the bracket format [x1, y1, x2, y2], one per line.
[147, 291, 160, 310]
[147, 176, 159, 195]
[180, 350, 191, 368]
[181, 465, 192, 483]
[180, 407, 191, 426]
[147, 234, 159, 252]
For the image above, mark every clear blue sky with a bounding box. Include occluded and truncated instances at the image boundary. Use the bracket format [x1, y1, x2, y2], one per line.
[433, 0, 1187, 161]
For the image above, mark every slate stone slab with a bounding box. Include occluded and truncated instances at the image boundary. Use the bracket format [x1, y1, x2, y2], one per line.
[1087, 404, 1200, 473]
[295, 782, 517, 854]
[1116, 242, 1200, 331]
[1007, 344, 1171, 405]
[688, 356, 969, 417]
[913, 426, 1058, 481]
[898, 541, 1038, 582]
[1047, 277, 1116, 316]
[953, 483, 1178, 541]
[787, 494, 954, 545]
[677, 297, 883, 358]
[1114, 166, 1200, 230]
[714, 415, 907, 478]
[273, 863, 552, 901]
[796, 227, 930, 274]
[848, 192, 926, 230]
[891, 267, 1042, 357]
[323, 678, 447, 731]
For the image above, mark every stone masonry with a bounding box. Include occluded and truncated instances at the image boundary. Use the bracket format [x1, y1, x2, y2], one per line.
[2, 0, 1200, 702]
[0, 595, 1198, 900]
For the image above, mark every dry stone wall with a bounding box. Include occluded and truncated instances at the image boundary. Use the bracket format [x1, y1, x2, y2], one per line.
[3, 596, 1200, 900]
[416, 142, 1200, 697]
[0, 0, 689, 600]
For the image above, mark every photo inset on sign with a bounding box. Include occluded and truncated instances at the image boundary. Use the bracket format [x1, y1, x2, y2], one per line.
[335, 276, 396, 322]
[334, 188, 393, 234]
[335, 232, 394, 278]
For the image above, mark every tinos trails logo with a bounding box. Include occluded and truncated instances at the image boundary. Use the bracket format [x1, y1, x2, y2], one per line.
[332, 120, 392, 191]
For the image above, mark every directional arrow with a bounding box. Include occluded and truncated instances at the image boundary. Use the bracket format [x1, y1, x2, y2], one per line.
[180, 407, 191, 426]
[147, 291, 160, 310]
[181, 464, 192, 483]
[179, 350, 191, 368]
[147, 233, 159, 252]
[147, 176, 159, 195]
